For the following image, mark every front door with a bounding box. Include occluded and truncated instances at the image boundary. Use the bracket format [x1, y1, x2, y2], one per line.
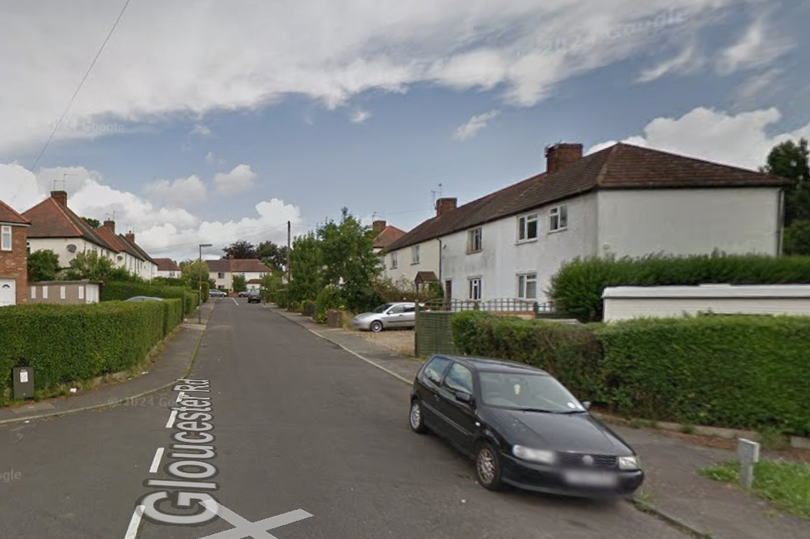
[0, 279, 16, 307]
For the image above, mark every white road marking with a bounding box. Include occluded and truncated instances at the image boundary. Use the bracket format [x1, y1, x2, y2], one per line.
[165, 410, 177, 429]
[232, 298, 239, 305]
[149, 447, 164, 473]
[310, 330, 412, 384]
[123, 505, 144, 539]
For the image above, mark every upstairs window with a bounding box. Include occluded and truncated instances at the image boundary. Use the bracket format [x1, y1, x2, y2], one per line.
[390, 252, 398, 269]
[411, 245, 420, 265]
[550, 205, 568, 232]
[518, 213, 538, 241]
[1, 225, 11, 251]
[467, 227, 483, 253]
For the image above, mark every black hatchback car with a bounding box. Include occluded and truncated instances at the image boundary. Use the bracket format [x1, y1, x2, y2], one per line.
[409, 355, 644, 497]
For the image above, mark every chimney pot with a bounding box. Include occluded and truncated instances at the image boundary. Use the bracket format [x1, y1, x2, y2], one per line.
[545, 143, 583, 174]
[125, 232, 135, 243]
[51, 190, 68, 207]
[103, 220, 116, 234]
[372, 220, 387, 233]
[435, 197, 457, 217]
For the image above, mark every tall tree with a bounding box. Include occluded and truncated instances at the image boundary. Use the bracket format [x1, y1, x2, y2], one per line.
[27, 249, 60, 282]
[287, 232, 322, 302]
[763, 138, 810, 255]
[232, 274, 247, 293]
[222, 240, 257, 259]
[180, 259, 215, 286]
[63, 251, 137, 281]
[257, 240, 289, 272]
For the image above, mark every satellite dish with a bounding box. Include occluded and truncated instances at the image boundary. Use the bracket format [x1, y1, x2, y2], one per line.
[67, 244, 77, 253]
[117, 255, 123, 261]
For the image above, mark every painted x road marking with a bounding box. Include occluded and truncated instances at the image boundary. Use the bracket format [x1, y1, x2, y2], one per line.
[198, 500, 313, 539]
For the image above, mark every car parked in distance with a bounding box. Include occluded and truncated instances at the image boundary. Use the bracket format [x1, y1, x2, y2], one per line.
[351, 302, 426, 332]
[247, 290, 261, 304]
[125, 296, 164, 302]
[209, 289, 228, 298]
[238, 291, 250, 298]
[408, 355, 644, 498]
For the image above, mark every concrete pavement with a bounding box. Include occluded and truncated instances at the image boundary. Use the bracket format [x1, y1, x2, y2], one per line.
[0, 298, 690, 539]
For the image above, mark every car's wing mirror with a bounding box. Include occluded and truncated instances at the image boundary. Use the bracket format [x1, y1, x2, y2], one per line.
[456, 392, 474, 406]
[582, 401, 592, 410]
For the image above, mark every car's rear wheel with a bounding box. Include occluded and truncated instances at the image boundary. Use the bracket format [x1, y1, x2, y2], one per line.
[409, 399, 428, 434]
[475, 442, 504, 491]
[370, 320, 383, 333]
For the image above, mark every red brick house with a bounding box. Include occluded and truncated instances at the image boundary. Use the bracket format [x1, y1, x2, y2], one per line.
[0, 198, 31, 306]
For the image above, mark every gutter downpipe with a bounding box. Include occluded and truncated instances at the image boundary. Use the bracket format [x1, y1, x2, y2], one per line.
[777, 187, 786, 256]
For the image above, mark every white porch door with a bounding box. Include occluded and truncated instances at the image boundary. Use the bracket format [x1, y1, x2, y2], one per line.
[0, 279, 16, 307]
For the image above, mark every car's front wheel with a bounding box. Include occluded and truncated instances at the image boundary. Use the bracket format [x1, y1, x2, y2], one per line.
[370, 320, 383, 333]
[475, 442, 504, 491]
[409, 399, 428, 434]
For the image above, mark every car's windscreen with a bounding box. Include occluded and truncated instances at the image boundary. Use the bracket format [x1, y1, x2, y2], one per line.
[373, 303, 393, 313]
[478, 372, 585, 413]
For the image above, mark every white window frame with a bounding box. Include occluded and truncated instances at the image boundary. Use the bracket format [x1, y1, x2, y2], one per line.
[1, 225, 11, 251]
[468, 277, 482, 301]
[78, 286, 85, 300]
[549, 205, 569, 232]
[390, 252, 398, 269]
[467, 227, 483, 253]
[60, 286, 66, 300]
[42, 286, 48, 299]
[517, 272, 538, 300]
[30, 286, 36, 300]
[411, 245, 420, 265]
[518, 213, 539, 242]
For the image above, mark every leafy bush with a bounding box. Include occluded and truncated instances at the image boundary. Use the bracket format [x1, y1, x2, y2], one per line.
[0, 302, 167, 406]
[596, 315, 810, 436]
[549, 253, 810, 322]
[302, 300, 316, 317]
[288, 300, 301, 313]
[162, 299, 184, 336]
[101, 282, 197, 315]
[273, 288, 290, 309]
[451, 311, 604, 399]
[315, 286, 344, 323]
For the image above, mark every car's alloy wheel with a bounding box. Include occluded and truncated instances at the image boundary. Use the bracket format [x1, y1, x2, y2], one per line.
[409, 400, 428, 434]
[476, 443, 504, 491]
[370, 320, 383, 333]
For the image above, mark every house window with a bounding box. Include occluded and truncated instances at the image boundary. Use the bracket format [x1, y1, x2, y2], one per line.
[60, 286, 66, 300]
[390, 252, 398, 269]
[218, 272, 225, 279]
[30, 286, 36, 300]
[411, 245, 420, 265]
[518, 213, 539, 241]
[468, 277, 482, 301]
[1, 225, 11, 251]
[518, 273, 538, 300]
[467, 227, 483, 253]
[42, 286, 48, 299]
[550, 205, 568, 232]
[78, 286, 85, 300]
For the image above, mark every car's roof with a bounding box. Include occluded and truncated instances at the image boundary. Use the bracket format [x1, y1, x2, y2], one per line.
[430, 354, 550, 376]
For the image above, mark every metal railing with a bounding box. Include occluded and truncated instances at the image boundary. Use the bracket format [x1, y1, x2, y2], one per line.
[421, 297, 555, 314]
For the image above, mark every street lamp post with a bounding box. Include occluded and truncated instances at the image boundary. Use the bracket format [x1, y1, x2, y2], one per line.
[199, 243, 213, 324]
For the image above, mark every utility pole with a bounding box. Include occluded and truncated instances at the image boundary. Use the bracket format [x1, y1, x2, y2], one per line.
[286, 221, 291, 284]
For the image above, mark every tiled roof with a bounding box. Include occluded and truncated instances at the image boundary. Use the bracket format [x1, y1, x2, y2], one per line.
[119, 235, 156, 265]
[205, 258, 271, 273]
[0, 198, 30, 225]
[94, 227, 124, 253]
[373, 225, 407, 250]
[23, 197, 116, 251]
[154, 258, 181, 272]
[385, 143, 790, 251]
[115, 234, 146, 261]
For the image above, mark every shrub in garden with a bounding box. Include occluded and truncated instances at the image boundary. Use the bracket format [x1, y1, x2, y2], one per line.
[548, 253, 810, 322]
[302, 300, 316, 317]
[315, 286, 344, 323]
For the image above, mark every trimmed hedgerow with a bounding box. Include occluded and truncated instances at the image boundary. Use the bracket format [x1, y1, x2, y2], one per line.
[163, 298, 184, 337]
[451, 311, 604, 400]
[596, 315, 810, 436]
[548, 253, 810, 322]
[101, 282, 197, 315]
[0, 301, 167, 407]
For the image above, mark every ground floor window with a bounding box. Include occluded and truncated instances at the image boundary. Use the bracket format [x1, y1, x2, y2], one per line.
[517, 273, 537, 300]
[468, 277, 482, 300]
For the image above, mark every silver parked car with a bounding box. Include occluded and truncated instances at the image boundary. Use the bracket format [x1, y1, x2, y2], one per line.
[352, 302, 425, 332]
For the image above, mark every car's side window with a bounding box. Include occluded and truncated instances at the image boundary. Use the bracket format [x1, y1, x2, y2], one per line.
[443, 363, 474, 395]
[389, 305, 405, 314]
[403, 306, 415, 313]
[422, 356, 451, 385]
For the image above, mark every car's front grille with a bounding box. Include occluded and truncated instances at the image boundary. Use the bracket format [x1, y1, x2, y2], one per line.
[558, 452, 617, 470]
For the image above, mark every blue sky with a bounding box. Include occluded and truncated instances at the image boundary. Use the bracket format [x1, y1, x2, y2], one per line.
[0, 0, 808, 261]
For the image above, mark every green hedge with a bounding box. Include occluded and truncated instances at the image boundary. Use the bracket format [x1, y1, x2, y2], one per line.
[0, 302, 167, 406]
[101, 282, 197, 316]
[597, 316, 810, 436]
[451, 311, 604, 399]
[452, 311, 810, 436]
[315, 287, 344, 323]
[548, 253, 810, 322]
[163, 299, 184, 336]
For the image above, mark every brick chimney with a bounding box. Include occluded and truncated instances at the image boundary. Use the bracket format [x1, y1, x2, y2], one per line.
[545, 143, 583, 174]
[103, 220, 116, 234]
[125, 231, 135, 243]
[435, 197, 457, 217]
[372, 220, 387, 233]
[51, 190, 68, 207]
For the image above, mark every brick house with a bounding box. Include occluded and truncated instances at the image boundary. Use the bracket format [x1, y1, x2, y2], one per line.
[0, 198, 31, 306]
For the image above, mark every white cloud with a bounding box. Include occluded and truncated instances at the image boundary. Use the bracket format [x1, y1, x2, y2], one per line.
[191, 124, 213, 136]
[144, 175, 207, 207]
[453, 110, 500, 140]
[205, 151, 226, 165]
[214, 164, 258, 194]
[716, 16, 794, 75]
[0, 0, 768, 154]
[351, 109, 372, 124]
[637, 45, 702, 83]
[587, 106, 810, 171]
[734, 68, 782, 104]
[0, 160, 303, 261]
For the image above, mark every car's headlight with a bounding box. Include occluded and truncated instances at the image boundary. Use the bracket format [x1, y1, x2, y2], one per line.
[512, 445, 556, 465]
[618, 456, 640, 471]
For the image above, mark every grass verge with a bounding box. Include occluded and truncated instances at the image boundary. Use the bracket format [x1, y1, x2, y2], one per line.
[700, 460, 810, 519]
